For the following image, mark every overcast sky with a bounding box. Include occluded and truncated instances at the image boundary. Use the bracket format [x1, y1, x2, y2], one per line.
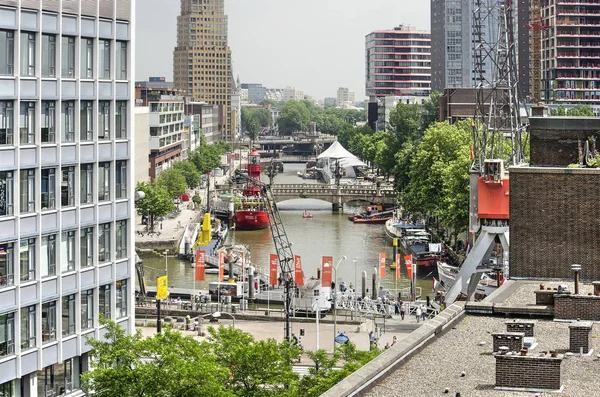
[136, 1, 430, 100]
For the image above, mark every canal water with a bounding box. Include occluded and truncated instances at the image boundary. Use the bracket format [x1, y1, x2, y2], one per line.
[140, 163, 434, 298]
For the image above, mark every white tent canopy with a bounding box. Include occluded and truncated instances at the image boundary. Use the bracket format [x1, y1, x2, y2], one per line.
[317, 141, 356, 159]
[339, 157, 367, 167]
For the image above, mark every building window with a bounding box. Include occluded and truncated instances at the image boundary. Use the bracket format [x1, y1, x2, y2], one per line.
[81, 38, 93, 79]
[80, 101, 93, 141]
[99, 39, 110, 79]
[99, 284, 111, 320]
[61, 166, 74, 207]
[42, 301, 56, 343]
[19, 169, 35, 213]
[0, 243, 14, 287]
[19, 238, 35, 282]
[0, 171, 13, 217]
[62, 294, 75, 336]
[116, 41, 127, 80]
[0, 30, 14, 75]
[41, 168, 56, 210]
[20, 305, 35, 350]
[115, 101, 127, 139]
[98, 101, 110, 140]
[0, 101, 13, 145]
[61, 231, 75, 273]
[80, 164, 93, 204]
[61, 358, 74, 395]
[41, 34, 56, 77]
[81, 289, 93, 330]
[19, 101, 35, 144]
[61, 101, 75, 142]
[39, 365, 54, 397]
[41, 234, 56, 277]
[116, 280, 127, 318]
[116, 220, 127, 259]
[80, 227, 93, 268]
[98, 223, 110, 263]
[41, 101, 56, 143]
[61, 36, 75, 78]
[98, 162, 110, 202]
[0, 312, 14, 357]
[20, 32, 35, 77]
[39, 359, 74, 397]
[115, 161, 127, 200]
[0, 380, 14, 397]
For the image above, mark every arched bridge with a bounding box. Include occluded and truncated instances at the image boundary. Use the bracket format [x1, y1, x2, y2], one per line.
[270, 184, 397, 210]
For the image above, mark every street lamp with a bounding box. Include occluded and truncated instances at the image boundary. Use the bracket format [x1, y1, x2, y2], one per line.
[333, 256, 347, 348]
[157, 249, 169, 334]
[353, 257, 358, 297]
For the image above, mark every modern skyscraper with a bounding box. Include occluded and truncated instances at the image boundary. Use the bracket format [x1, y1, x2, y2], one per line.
[173, 0, 233, 142]
[365, 25, 431, 99]
[0, 0, 135, 394]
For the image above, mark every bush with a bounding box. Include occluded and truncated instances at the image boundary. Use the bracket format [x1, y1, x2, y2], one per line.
[192, 195, 202, 205]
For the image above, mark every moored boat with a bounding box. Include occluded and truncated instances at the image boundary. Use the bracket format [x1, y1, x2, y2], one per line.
[353, 216, 391, 224]
[234, 149, 269, 230]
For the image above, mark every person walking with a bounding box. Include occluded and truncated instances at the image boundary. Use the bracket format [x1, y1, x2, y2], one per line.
[416, 306, 422, 323]
[421, 304, 427, 321]
[400, 303, 406, 320]
[394, 301, 400, 316]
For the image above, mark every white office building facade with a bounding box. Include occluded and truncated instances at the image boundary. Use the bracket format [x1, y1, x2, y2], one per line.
[0, 0, 135, 395]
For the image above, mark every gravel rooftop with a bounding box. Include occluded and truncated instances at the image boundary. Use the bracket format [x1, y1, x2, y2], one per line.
[502, 280, 595, 307]
[365, 315, 600, 397]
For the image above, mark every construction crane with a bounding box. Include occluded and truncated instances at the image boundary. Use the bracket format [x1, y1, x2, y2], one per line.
[234, 169, 295, 341]
[525, 0, 551, 104]
[445, 0, 525, 304]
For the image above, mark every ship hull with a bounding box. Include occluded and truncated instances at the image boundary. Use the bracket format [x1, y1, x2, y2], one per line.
[234, 210, 269, 230]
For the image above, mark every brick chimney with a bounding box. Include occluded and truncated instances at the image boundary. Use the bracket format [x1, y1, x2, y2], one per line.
[569, 321, 593, 355]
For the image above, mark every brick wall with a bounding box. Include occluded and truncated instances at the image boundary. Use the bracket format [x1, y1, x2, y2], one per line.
[535, 290, 556, 305]
[569, 322, 593, 353]
[510, 167, 600, 279]
[495, 354, 563, 391]
[554, 294, 600, 320]
[506, 321, 535, 337]
[492, 332, 524, 353]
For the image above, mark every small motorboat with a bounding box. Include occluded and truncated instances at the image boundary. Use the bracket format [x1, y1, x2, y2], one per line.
[353, 216, 392, 224]
[302, 212, 314, 219]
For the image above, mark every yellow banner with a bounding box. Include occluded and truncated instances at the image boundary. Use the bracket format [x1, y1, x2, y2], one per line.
[156, 276, 168, 300]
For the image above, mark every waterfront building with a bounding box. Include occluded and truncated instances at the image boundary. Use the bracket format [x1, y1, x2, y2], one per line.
[0, 0, 135, 394]
[336, 87, 355, 108]
[173, 0, 233, 141]
[147, 96, 185, 179]
[240, 83, 267, 104]
[185, 102, 220, 144]
[134, 106, 150, 183]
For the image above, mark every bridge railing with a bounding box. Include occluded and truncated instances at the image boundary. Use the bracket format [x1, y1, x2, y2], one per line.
[271, 184, 396, 197]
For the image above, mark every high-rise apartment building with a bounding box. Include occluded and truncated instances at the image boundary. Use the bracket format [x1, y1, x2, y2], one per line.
[240, 83, 266, 104]
[365, 25, 431, 99]
[336, 87, 355, 107]
[542, 0, 600, 105]
[283, 86, 304, 102]
[0, 0, 135, 395]
[173, 0, 233, 141]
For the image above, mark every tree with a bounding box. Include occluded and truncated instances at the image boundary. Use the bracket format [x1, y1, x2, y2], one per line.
[421, 91, 442, 130]
[81, 319, 232, 397]
[387, 102, 423, 145]
[135, 181, 175, 221]
[173, 161, 201, 189]
[206, 326, 300, 396]
[156, 168, 187, 199]
[276, 101, 311, 135]
[189, 138, 229, 175]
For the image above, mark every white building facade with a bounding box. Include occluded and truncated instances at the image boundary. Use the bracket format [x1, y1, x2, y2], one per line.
[336, 87, 355, 107]
[0, 0, 136, 395]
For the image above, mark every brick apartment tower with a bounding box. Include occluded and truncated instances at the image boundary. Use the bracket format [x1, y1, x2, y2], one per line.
[173, 0, 232, 141]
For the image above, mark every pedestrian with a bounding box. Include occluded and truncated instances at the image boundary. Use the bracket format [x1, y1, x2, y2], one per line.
[421, 304, 427, 321]
[384, 343, 390, 350]
[394, 301, 400, 315]
[368, 330, 375, 348]
[416, 306, 422, 323]
[400, 303, 406, 320]
[392, 336, 398, 346]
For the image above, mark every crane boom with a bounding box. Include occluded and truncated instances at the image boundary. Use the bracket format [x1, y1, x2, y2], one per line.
[234, 169, 294, 341]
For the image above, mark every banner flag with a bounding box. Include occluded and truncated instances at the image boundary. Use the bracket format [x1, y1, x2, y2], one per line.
[321, 256, 333, 287]
[294, 255, 304, 286]
[270, 254, 278, 286]
[156, 276, 168, 300]
[396, 253, 401, 280]
[219, 251, 224, 282]
[404, 255, 413, 280]
[195, 250, 206, 281]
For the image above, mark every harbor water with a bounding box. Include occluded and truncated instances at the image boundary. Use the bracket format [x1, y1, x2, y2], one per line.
[139, 163, 434, 298]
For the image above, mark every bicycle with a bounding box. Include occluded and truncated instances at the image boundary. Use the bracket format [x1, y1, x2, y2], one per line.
[136, 230, 145, 237]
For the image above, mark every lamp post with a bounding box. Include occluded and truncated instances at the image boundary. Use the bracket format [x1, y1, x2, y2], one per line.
[157, 249, 169, 333]
[353, 257, 358, 297]
[333, 256, 347, 349]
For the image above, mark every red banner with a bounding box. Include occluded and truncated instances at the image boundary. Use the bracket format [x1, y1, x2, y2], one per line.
[404, 255, 413, 280]
[195, 250, 206, 281]
[321, 256, 333, 288]
[270, 254, 278, 286]
[219, 251, 224, 282]
[379, 253, 386, 279]
[294, 255, 304, 286]
[396, 253, 401, 280]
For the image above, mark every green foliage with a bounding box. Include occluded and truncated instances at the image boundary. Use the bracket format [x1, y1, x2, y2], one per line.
[172, 161, 201, 189]
[135, 181, 175, 219]
[388, 102, 423, 145]
[189, 138, 230, 175]
[421, 91, 442, 130]
[242, 107, 272, 141]
[277, 101, 311, 135]
[156, 168, 187, 199]
[550, 104, 595, 117]
[81, 318, 230, 397]
[192, 195, 202, 205]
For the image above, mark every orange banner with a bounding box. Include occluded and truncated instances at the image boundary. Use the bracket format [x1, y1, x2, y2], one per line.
[270, 254, 278, 286]
[396, 253, 401, 280]
[379, 253, 386, 279]
[219, 251, 224, 282]
[404, 255, 413, 280]
[294, 255, 304, 286]
[195, 250, 206, 281]
[321, 256, 333, 288]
